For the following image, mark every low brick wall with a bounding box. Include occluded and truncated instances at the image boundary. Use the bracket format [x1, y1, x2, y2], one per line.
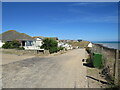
[1, 49, 50, 55]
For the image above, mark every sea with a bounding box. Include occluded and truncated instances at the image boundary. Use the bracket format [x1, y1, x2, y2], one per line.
[92, 41, 120, 50]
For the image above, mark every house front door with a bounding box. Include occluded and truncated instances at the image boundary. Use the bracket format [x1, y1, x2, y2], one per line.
[21, 41, 25, 46]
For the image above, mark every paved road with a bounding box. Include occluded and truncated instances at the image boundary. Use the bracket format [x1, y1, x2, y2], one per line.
[2, 49, 88, 88]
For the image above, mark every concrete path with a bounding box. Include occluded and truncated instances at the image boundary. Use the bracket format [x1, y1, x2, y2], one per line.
[2, 49, 88, 88]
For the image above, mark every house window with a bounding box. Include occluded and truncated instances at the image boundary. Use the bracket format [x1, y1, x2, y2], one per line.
[26, 41, 33, 46]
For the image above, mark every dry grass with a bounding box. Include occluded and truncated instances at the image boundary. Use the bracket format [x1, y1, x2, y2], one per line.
[69, 40, 90, 48]
[87, 67, 110, 88]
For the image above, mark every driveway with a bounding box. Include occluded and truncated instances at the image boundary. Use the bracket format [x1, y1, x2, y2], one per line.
[2, 49, 88, 88]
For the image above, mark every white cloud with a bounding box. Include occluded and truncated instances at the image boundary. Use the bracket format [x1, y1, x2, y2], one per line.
[88, 16, 118, 23]
[70, 2, 116, 7]
[51, 15, 118, 24]
[71, 2, 91, 6]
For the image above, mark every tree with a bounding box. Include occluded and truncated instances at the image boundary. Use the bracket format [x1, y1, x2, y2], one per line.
[41, 38, 58, 53]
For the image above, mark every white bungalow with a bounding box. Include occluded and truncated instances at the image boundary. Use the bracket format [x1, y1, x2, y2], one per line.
[24, 37, 44, 50]
[0, 30, 44, 50]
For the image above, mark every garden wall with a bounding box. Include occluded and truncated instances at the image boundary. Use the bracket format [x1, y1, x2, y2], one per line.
[89, 44, 120, 84]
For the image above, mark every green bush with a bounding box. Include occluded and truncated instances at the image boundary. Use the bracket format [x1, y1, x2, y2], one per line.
[57, 46, 64, 51]
[41, 38, 58, 54]
[49, 47, 58, 53]
[2, 40, 21, 49]
[2, 42, 11, 49]
[11, 40, 21, 48]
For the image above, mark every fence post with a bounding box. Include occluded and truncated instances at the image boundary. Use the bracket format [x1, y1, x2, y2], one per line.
[101, 47, 105, 68]
[114, 49, 119, 85]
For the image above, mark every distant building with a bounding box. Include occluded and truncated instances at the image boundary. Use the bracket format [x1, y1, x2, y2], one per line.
[77, 39, 82, 42]
[58, 41, 73, 50]
[0, 40, 5, 47]
[87, 42, 93, 48]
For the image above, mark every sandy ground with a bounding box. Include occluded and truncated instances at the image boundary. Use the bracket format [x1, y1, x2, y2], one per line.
[1, 53, 35, 65]
[2, 49, 89, 88]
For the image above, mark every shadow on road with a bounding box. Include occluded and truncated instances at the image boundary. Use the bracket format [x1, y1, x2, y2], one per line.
[83, 63, 94, 68]
[82, 59, 94, 68]
[86, 75, 111, 85]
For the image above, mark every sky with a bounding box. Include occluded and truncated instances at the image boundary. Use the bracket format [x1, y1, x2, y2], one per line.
[2, 2, 118, 41]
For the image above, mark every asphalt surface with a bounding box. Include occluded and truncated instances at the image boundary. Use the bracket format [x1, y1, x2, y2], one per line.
[2, 49, 88, 88]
